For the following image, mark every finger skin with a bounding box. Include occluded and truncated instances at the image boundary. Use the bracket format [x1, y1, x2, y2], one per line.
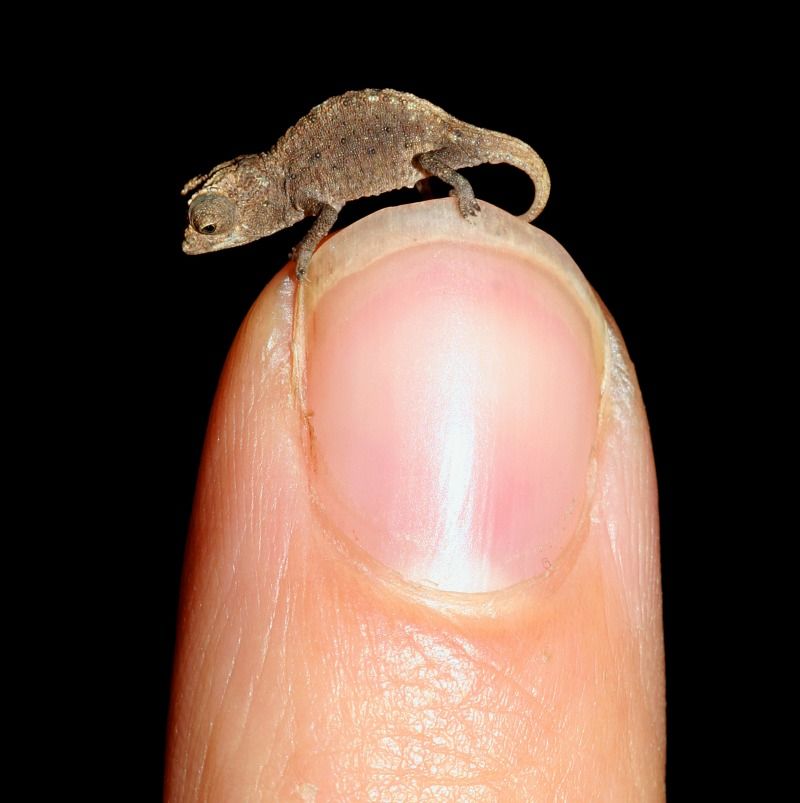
[166, 201, 665, 801]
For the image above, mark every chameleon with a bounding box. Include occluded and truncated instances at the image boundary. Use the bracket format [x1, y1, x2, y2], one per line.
[181, 89, 550, 279]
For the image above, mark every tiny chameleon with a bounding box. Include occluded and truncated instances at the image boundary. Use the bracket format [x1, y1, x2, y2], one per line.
[181, 89, 550, 279]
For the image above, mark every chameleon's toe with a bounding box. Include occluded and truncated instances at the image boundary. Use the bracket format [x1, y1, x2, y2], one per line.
[448, 189, 481, 218]
[464, 198, 481, 216]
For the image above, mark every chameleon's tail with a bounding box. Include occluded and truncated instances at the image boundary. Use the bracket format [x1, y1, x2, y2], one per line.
[483, 131, 551, 222]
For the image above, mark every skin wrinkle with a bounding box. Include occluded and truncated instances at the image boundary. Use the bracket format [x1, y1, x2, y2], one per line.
[202, 614, 244, 797]
[310, 617, 561, 794]
[271, 606, 297, 784]
[253, 620, 295, 789]
[252, 544, 288, 682]
[441, 633, 549, 717]
[192, 594, 228, 729]
[240, 566, 285, 783]
[221, 641, 255, 798]
[191, 318, 303, 798]
[292, 580, 602, 798]
[593, 343, 663, 766]
[252, 295, 304, 787]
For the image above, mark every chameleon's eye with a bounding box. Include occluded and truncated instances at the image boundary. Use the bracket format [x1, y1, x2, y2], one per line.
[189, 194, 235, 236]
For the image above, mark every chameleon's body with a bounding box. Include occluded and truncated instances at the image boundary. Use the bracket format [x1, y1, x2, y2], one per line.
[182, 89, 550, 277]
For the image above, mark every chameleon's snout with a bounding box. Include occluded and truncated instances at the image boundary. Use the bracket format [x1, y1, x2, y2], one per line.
[182, 232, 198, 255]
[182, 227, 226, 255]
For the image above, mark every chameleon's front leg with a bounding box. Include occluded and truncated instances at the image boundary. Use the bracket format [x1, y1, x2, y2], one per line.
[414, 149, 481, 218]
[292, 203, 341, 279]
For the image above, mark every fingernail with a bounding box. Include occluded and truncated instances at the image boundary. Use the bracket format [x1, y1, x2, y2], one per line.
[298, 201, 605, 593]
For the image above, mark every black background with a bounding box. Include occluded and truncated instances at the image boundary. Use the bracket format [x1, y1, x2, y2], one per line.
[121, 40, 731, 800]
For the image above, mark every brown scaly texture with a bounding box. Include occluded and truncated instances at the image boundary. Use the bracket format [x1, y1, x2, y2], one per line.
[182, 89, 550, 277]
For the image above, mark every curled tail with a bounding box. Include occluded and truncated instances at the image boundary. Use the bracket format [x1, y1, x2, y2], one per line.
[482, 130, 551, 222]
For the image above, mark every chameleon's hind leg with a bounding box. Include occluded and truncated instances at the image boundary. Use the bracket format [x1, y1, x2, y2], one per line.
[414, 149, 481, 218]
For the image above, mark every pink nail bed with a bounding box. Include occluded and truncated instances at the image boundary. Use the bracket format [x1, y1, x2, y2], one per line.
[303, 210, 602, 593]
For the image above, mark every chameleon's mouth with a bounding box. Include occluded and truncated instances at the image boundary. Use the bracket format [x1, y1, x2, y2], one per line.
[182, 227, 249, 255]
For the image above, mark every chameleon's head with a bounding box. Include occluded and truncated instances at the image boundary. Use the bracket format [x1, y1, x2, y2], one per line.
[181, 154, 295, 255]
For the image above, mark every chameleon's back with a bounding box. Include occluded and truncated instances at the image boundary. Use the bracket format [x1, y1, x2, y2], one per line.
[273, 89, 481, 205]
[273, 89, 549, 221]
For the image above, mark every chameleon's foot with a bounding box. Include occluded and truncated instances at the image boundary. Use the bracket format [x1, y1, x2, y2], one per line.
[290, 245, 310, 279]
[450, 188, 481, 218]
[416, 148, 481, 221]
